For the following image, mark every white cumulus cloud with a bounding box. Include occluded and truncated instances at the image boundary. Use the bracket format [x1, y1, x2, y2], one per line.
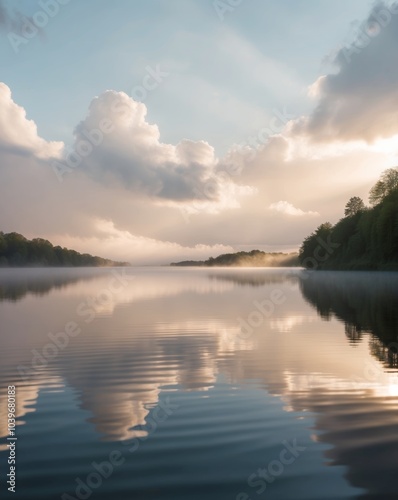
[58, 90, 253, 213]
[269, 201, 320, 217]
[0, 83, 63, 159]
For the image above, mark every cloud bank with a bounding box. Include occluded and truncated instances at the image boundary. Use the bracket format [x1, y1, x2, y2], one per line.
[293, 1, 398, 143]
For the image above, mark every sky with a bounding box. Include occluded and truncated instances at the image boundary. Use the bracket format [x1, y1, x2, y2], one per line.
[1, 0, 398, 264]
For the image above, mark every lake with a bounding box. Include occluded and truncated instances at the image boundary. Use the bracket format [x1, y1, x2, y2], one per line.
[0, 267, 397, 499]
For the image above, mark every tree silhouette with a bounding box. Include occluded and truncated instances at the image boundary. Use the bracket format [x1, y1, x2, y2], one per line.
[369, 167, 398, 206]
[344, 196, 365, 217]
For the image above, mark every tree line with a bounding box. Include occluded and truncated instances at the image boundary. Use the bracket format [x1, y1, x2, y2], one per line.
[0, 232, 129, 267]
[299, 168, 398, 270]
[172, 250, 299, 267]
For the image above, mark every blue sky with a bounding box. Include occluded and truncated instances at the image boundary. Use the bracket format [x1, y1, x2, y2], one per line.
[2, 0, 374, 153]
[1, 0, 397, 263]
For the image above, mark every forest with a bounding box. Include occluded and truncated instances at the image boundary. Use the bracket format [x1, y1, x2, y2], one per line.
[0, 232, 129, 267]
[172, 250, 299, 267]
[299, 168, 398, 270]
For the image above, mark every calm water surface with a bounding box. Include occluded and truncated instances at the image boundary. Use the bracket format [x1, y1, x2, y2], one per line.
[0, 267, 397, 499]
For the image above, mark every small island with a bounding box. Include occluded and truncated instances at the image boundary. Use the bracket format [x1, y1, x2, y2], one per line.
[0, 232, 129, 267]
[171, 250, 299, 267]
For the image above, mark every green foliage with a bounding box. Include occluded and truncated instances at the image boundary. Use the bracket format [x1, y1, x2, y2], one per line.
[369, 167, 398, 206]
[0, 231, 129, 267]
[299, 168, 398, 270]
[172, 250, 299, 267]
[344, 196, 365, 217]
[299, 223, 333, 267]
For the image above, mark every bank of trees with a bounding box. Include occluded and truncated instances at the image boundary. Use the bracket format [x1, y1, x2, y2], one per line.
[172, 250, 299, 267]
[0, 232, 128, 267]
[299, 168, 398, 270]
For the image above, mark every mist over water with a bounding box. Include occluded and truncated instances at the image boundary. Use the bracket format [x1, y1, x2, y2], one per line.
[0, 267, 397, 499]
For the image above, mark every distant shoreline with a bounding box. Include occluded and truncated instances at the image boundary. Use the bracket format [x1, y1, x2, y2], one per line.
[171, 250, 299, 268]
[0, 231, 130, 267]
